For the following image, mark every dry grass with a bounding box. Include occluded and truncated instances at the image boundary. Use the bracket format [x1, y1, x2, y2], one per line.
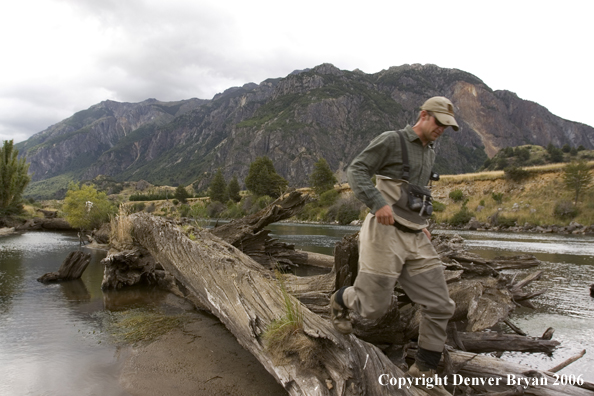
[110, 204, 135, 249]
[432, 168, 594, 227]
[102, 309, 192, 345]
[262, 272, 322, 367]
[437, 161, 594, 185]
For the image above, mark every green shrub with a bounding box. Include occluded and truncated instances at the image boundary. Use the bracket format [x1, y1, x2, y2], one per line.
[336, 205, 360, 225]
[318, 189, 339, 207]
[432, 200, 446, 212]
[504, 166, 530, 182]
[449, 189, 464, 202]
[492, 192, 504, 204]
[131, 202, 146, 212]
[553, 200, 579, 220]
[479, 200, 486, 206]
[449, 202, 473, 226]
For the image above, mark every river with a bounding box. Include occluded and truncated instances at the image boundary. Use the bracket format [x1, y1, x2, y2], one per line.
[1, 225, 593, 395]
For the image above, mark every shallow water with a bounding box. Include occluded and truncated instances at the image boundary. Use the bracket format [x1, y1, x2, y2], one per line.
[0, 231, 175, 396]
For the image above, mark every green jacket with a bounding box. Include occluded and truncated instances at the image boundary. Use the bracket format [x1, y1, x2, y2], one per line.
[347, 125, 436, 213]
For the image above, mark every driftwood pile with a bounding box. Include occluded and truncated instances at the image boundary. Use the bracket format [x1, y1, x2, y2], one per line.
[102, 191, 592, 395]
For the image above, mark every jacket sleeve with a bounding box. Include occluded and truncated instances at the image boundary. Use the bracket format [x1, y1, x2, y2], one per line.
[347, 132, 399, 213]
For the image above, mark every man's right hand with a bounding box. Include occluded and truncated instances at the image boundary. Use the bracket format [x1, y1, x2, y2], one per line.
[374, 205, 395, 225]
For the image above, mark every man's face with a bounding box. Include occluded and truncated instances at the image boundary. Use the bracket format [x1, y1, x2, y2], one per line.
[418, 112, 447, 145]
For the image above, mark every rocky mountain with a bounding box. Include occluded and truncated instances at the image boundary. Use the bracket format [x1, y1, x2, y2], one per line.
[17, 63, 594, 197]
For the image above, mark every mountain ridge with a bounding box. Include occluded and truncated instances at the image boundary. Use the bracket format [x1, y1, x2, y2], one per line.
[16, 63, 594, 198]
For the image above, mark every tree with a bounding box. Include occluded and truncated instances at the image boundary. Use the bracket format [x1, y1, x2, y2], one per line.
[174, 184, 190, 204]
[245, 156, 288, 198]
[0, 140, 31, 215]
[62, 183, 116, 230]
[209, 168, 227, 203]
[309, 157, 337, 195]
[563, 160, 593, 205]
[227, 175, 241, 203]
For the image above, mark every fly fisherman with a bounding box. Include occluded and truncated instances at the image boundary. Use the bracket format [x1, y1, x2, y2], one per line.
[331, 97, 458, 395]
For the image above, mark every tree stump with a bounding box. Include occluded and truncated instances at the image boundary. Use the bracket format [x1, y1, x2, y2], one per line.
[37, 251, 91, 283]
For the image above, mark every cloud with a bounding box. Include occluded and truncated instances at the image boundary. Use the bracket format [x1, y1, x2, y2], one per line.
[1, 0, 593, 144]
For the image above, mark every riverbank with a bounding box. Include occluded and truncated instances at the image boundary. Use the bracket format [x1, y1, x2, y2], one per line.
[119, 310, 287, 396]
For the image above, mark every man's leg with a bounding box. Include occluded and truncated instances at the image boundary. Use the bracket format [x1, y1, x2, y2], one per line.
[331, 213, 402, 333]
[399, 261, 455, 396]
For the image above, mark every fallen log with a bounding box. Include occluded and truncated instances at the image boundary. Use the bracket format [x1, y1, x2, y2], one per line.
[449, 331, 560, 354]
[129, 213, 428, 396]
[210, 191, 313, 270]
[407, 347, 594, 396]
[37, 251, 91, 283]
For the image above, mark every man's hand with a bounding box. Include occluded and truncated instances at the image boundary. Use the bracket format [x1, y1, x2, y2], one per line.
[422, 228, 431, 241]
[374, 205, 395, 225]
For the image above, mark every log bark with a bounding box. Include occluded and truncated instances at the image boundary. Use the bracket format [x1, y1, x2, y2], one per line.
[449, 331, 560, 354]
[37, 251, 91, 283]
[129, 213, 428, 396]
[407, 347, 594, 396]
[210, 191, 313, 270]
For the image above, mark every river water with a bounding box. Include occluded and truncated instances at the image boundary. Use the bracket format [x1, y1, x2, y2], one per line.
[1, 226, 593, 395]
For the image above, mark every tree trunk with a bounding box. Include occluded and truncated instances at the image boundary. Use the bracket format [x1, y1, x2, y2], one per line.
[130, 213, 428, 396]
[37, 251, 91, 283]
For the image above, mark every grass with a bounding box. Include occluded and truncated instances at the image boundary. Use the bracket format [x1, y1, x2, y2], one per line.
[102, 308, 192, 345]
[110, 204, 135, 249]
[431, 166, 594, 227]
[262, 271, 321, 367]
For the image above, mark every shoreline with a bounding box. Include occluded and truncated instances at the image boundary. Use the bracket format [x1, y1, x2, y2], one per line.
[118, 310, 288, 396]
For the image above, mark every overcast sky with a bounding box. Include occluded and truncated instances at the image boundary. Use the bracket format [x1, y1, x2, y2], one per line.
[1, 0, 592, 144]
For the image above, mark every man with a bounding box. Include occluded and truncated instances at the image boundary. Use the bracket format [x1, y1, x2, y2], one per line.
[331, 97, 457, 386]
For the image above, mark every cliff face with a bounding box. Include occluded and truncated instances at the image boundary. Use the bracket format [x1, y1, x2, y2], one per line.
[17, 63, 594, 194]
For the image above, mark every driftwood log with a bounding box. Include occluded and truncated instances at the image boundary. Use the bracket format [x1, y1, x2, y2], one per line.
[101, 191, 592, 395]
[210, 190, 313, 270]
[37, 251, 91, 283]
[129, 212, 427, 396]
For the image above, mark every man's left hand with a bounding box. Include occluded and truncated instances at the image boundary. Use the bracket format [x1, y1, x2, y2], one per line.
[422, 228, 431, 241]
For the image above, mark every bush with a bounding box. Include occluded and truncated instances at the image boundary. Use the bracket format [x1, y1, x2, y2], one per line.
[207, 201, 226, 217]
[449, 202, 473, 226]
[318, 189, 339, 207]
[432, 200, 446, 212]
[553, 200, 579, 220]
[492, 192, 504, 204]
[449, 189, 464, 202]
[504, 166, 530, 182]
[131, 202, 146, 212]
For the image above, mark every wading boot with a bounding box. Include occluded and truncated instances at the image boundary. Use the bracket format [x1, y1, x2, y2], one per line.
[330, 288, 352, 334]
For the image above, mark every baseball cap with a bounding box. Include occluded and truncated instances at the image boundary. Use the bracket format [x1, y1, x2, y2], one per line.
[421, 97, 459, 131]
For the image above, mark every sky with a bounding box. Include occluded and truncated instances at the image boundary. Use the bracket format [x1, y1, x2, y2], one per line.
[1, 0, 592, 144]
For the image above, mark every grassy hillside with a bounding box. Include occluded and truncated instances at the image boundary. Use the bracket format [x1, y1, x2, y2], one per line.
[431, 162, 594, 228]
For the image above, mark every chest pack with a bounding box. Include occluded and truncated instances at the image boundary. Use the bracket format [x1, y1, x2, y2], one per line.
[391, 131, 435, 223]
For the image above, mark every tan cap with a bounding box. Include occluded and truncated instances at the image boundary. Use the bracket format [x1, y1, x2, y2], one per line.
[421, 96, 459, 131]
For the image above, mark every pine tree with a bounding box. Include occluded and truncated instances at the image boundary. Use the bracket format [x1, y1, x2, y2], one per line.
[209, 168, 228, 203]
[245, 156, 287, 198]
[174, 184, 190, 204]
[309, 157, 337, 195]
[227, 175, 241, 203]
[0, 140, 31, 214]
[563, 160, 593, 205]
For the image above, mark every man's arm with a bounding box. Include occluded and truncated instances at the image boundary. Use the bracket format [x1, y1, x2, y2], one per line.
[346, 132, 398, 214]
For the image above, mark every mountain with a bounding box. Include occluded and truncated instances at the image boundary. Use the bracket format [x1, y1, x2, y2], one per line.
[17, 63, 594, 198]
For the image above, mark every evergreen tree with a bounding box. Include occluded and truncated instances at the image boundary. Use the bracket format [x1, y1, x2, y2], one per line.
[309, 157, 337, 195]
[174, 184, 190, 204]
[63, 183, 116, 230]
[0, 140, 31, 214]
[227, 175, 241, 203]
[563, 160, 593, 205]
[245, 156, 288, 198]
[209, 168, 228, 203]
